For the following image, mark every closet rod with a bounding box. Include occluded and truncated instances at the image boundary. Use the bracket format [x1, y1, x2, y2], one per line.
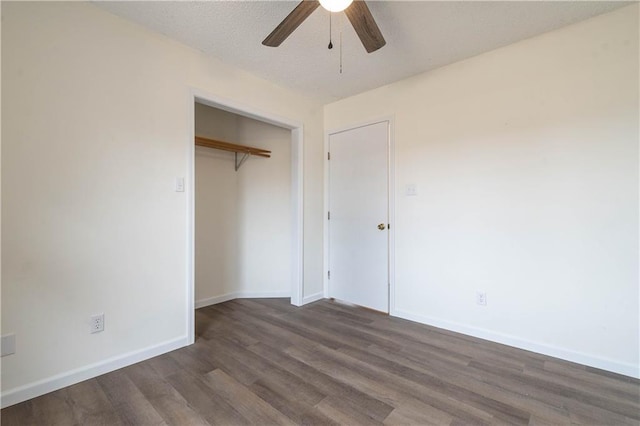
[195, 136, 271, 158]
[195, 136, 271, 171]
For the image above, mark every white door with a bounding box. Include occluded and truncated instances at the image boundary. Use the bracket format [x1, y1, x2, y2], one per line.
[328, 121, 389, 312]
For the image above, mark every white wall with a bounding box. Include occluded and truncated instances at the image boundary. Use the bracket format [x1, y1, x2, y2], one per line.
[194, 105, 240, 302]
[194, 104, 291, 304]
[1, 1, 324, 405]
[236, 118, 292, 295]
[325, 5, 639, 377]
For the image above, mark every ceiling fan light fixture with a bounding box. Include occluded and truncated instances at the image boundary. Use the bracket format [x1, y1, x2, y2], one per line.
[319, 0, 353, 13]
[262, 0, 385, 53]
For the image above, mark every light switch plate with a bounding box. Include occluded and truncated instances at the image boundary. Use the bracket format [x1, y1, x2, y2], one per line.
[405, 184, 418, 196]
[175, 177, 185, 192]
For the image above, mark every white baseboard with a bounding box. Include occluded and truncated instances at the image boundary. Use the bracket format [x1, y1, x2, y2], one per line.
[11, 301, 631, 410]
[3, 292, 292, 408]
[0, 336, 189, 409]
[393, 309, 639, 379]
[236, 291, 290, 299]
[194, 292, 238, 309]
[302, 292, 324, 305]
[195, 291, 290, 309]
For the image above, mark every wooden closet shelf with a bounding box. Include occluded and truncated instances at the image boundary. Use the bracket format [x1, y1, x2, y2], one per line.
[195, 136, 271, 158]
[195, 136, 271, 171]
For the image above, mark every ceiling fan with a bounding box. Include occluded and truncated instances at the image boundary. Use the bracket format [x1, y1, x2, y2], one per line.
[262, 0, 386, 53]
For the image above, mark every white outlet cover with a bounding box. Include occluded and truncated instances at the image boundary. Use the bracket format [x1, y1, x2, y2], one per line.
[1, 334, 16, 357]
[91, 314, 105, 333]
[476, 291, 487, 306]
[405, 184, 418, 196]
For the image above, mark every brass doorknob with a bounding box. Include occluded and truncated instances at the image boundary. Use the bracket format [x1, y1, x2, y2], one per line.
[378, 223, 386, 230]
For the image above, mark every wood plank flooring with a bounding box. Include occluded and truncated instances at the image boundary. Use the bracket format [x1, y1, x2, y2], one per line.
[2, 298, 639, 425]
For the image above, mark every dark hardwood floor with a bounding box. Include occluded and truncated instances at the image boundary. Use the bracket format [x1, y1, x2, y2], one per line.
[2, 298, 639, 425]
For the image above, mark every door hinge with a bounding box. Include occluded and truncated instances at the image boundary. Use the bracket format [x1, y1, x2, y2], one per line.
[328, 211, 330, 220]
[328, 270, 331, 279]
[328, 152, 331, 160]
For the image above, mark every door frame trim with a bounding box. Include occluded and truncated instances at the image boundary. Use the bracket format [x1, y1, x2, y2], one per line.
[323, 116, 396, 314]
[187, 88, 305, 344]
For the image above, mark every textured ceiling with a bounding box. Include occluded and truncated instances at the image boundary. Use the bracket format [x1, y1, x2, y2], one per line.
[95, 1, 630, 102]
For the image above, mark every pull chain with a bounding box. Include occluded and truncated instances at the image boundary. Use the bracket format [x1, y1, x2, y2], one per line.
[328, 12, 343, 74]
[339, 14, 343, 73]
[328, 12, 333, 49]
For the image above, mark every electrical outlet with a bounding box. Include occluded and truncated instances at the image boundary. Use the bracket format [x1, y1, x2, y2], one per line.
[476, 291, 487, 306]
[1, 334, 16, 357]
[90, 314, 104, 333]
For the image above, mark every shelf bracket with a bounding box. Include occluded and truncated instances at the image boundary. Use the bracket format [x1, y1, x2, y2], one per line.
[235, 152, 251, 171]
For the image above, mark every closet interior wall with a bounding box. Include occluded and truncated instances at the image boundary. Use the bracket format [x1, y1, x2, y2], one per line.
[194, 103, 292, 305]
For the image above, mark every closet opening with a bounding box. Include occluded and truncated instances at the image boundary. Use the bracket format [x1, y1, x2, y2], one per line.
[187, 93, 304, 344]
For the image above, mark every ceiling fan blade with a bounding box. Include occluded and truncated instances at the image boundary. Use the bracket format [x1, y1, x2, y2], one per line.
[262, 0, 320, 47]
[344, 0, 386, 53]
